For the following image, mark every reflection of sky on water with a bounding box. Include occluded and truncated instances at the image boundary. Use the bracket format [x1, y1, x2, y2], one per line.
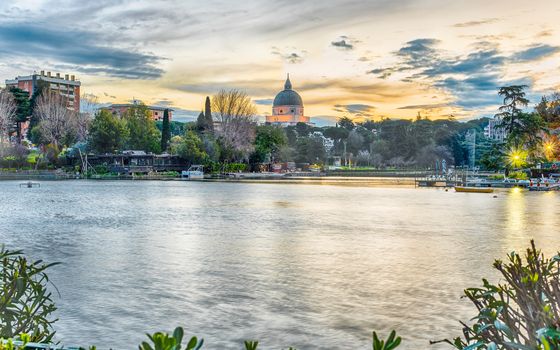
[0, 181, 559, 349]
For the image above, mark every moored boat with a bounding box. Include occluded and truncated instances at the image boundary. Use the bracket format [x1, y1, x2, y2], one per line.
[181, 165, 204, 180]
[454, 186, 494, 193]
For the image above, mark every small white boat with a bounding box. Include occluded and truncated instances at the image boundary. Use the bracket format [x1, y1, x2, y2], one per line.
[181, 165, 204, 180]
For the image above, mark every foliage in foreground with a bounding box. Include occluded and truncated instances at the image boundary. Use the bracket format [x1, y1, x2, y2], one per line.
[135, 327, 400, 350]
[0, 334, 31, 350]
[4, 241, 560, 349]
[437, 240, 560, 350]
[0, 247, 58, 342]
[136, 241, 560, 350]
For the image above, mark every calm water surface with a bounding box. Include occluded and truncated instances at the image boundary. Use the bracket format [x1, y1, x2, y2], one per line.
[0, 180, 559, 349]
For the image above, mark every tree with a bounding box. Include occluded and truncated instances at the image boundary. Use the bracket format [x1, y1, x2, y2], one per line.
[8, 87, 30, 142]
[0, 89, 17, 148]
[176, 130, 208, 164]
[195, 97, 214, 133]
[536, 93, 560, 127]
[27, 80, 49, 142]
[295, 122, 312, 137]
[161, 109, 171, 151]
[34, 92, 77, 148]
[212, 89, 257, 162]
[323, 126, 349, 155]
[123, 104, 161, 153]
[251, 125, 287, 164]
[204, 96, 213, 133]
[347, 129, 364, 154]
[495, 85, 536, 147]
[415, 143, 453, 168]
[338, 116, 355, 131]
[75, 93, 99, 143]
[196, 111, 205, 131]
[295, 134, 326, 164]
[479, 141, 505, 171]
[89, 109, 129, 153]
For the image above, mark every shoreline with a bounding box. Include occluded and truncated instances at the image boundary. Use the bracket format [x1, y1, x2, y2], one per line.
[1, 173, 417, 187]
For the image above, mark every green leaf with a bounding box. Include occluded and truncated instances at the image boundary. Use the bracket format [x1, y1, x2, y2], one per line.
[172, 327, 183, 346]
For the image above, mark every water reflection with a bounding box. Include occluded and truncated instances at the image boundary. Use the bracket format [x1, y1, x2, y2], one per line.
[0, 181, 559, 349]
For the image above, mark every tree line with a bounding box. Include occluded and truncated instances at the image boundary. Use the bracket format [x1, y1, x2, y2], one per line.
[1, 83, 559, 171]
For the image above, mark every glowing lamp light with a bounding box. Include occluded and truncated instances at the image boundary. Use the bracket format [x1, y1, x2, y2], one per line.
[543, 139, 557, 161]
[507, 148, 527, 169]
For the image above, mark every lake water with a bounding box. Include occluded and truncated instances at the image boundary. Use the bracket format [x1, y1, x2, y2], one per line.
[0, 180, 559, 349]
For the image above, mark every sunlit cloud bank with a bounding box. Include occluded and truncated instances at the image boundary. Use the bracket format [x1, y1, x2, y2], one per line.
[0, 0, 559, 125]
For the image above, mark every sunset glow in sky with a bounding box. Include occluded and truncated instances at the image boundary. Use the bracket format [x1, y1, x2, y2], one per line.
[1, 0, 559, 124]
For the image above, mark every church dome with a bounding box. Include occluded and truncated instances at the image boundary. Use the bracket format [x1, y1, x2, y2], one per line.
[273, 75, 303, 107]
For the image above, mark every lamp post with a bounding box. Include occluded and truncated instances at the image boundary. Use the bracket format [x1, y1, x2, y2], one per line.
[343, 140, 347, 167]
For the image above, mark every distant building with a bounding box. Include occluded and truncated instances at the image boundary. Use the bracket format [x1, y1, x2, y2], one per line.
[106, 103, 173, 121]
[266, 75, 311, 126]
[5, 71, 81, 112]
[484, 117, 507, 142]
[312, 131, 334, 152]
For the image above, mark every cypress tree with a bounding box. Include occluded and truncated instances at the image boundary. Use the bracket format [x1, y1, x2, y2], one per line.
[27, 80, 48, 141]
[9, 88, 31, 142]
[196, 111, 205, 131]
[160, 108, 171, 152]
[204, 96, 213, 132]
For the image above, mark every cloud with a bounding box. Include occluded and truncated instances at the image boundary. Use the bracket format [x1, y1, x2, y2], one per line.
[310, 115, 338, 126]
[422, 49, 506, 76]
[254, 98, 273, 105]
[170, 78, 279, 96]
[511, 44, 560, 62]
[453, 18, 499, 28]
[271, 47, 306, 63]
[331, 35, 360, 50]
[171, 107, 201, 122]
[367, 38, 559, 111]
[153, 99, 174, 107]
[367, 68, 393, 79]
[0, 23, 165, 79]
[331, 40, 353, 50]
[396, 39, 441, 69]
[398, 103, 452, 110]
[536, 30, 553, 38]
[333, 103, 376, 117]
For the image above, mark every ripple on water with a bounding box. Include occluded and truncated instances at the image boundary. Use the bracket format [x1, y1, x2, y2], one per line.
[0, 181, 558, 349]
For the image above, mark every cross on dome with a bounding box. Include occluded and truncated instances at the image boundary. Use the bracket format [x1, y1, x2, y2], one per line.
[284, 74, 292, 90]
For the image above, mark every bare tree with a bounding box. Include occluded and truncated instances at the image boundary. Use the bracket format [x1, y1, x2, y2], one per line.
[75, 93, 99, 142]
[34, 92, 77, 148]
[0, 88, 17, 150]
[212, 89, 257, 161]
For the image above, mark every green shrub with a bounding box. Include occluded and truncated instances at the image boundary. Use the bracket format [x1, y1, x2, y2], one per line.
[488, 174, 505, 180]
[223, 163, 248, 173]
[373, 330, 402, 350]
[509, 170, 529, 180]
[0, 333, 31, 350]
[439, 240, 560, 349]
[93, 165, 109, 175]
[138, 327, 203, 350]
[132, 327, 400, 350]
[0, 247, 58, 342]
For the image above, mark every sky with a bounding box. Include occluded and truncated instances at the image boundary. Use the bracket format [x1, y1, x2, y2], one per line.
[0, 0, 559, 125]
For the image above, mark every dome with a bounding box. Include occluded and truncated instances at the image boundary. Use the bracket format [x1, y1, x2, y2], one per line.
[273, 75, 303, 107]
